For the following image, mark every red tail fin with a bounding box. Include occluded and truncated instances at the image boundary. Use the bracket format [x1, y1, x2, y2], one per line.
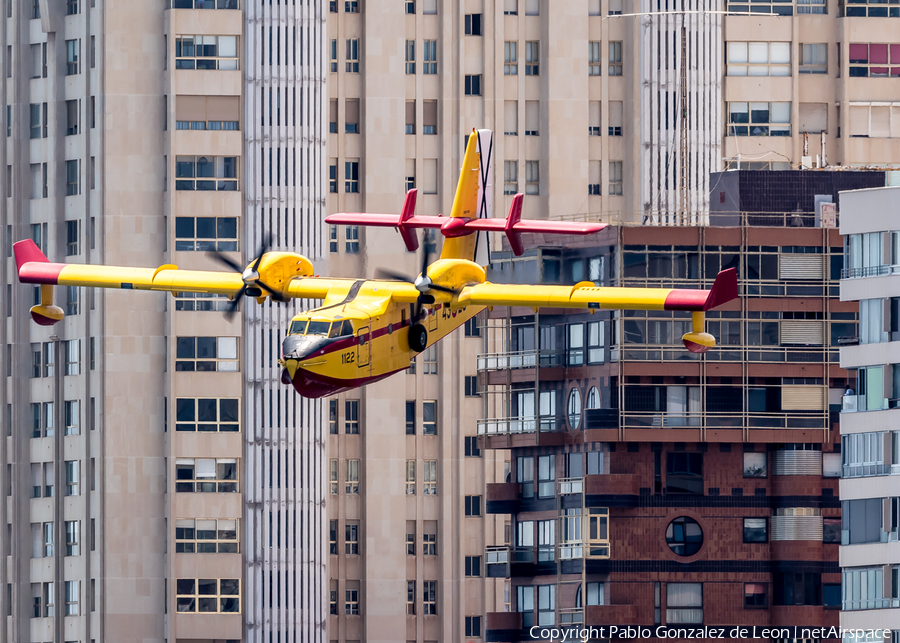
[504, 194, 525, 256]
[397, 189, 419, 252]
[704, 268, 739, 311]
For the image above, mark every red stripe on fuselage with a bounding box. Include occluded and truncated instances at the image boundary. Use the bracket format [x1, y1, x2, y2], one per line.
[291, 365, 409, 398]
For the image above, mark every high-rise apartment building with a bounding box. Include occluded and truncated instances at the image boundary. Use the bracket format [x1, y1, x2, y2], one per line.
[838, 186, 900, 641]
[1, 1, 325, 642]
[327, 0, 900, 230]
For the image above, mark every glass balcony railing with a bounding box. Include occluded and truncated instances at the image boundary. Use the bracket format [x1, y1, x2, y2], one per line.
[477, 415, 565, 435]
[621, 412, 826, 429]
[558, 477, 583, 495]
[476, 349, 566, 372]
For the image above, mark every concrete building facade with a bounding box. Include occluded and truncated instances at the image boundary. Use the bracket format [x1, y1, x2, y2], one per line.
[838, 186, 900, 642]
[1, 1, 325, 643]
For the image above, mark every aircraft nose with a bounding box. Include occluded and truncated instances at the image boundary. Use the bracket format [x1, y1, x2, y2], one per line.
[282, 334, 329, 361]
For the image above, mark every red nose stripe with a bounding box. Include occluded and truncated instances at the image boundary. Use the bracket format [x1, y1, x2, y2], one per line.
[663, 289, 708, 311]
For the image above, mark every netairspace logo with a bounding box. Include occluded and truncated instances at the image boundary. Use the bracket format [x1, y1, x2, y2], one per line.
[528, 626, 891, 640]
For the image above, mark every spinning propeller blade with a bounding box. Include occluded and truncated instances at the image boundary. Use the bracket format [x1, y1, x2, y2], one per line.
[206, 234, 279, 320]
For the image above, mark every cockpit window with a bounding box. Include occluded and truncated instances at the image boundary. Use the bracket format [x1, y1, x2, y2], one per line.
[307, 321, 331, 336]
[340, 320, 354, 336]
[289, 320, 308, 335]
[328, 323, 342, 338]
[329, 319, 354, 338]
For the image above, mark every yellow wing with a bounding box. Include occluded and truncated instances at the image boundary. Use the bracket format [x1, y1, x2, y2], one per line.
[456, 269, 737, 313]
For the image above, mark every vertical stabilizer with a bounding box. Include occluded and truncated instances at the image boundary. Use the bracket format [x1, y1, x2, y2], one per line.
[441, 129, 493, 263]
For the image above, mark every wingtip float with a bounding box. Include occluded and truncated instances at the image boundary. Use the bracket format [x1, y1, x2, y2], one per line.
[14, 129, 739, 397]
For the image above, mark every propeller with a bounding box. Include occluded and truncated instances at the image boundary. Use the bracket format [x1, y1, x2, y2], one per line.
[375, 229, 458, 322]
[207, 234, 284, 320]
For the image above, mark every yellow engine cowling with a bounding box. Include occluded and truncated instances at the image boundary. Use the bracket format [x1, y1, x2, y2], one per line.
[254, 252, 316, 299]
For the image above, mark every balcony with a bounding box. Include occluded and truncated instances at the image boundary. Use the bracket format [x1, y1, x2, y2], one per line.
[484, 545, 557, 578]
[585, 473, 640, 496]
[842, 264, 893, 279]
[486, 482, 520, 514]
[477, 349, 565, 372]
[477, 415, 565, 435]
[485, 611, 522, 643]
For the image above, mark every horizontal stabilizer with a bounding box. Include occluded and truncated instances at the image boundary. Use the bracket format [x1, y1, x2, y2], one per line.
[325, 190, 606, 255]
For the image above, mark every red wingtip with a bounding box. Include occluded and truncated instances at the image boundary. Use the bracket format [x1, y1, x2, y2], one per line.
[704, 268, 739, 311]
[13, 239, 48, 272]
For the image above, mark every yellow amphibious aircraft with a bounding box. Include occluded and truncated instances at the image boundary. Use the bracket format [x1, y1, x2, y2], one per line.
[14, 129, 737, 398]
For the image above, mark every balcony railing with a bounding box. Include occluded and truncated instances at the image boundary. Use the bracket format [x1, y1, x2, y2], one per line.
[558, 607, 584, 625]
[842, 264, 895, 279]
[477, 414, 565, 435]
[558, 477, 583, 495]
[621, 412, 826, 430]
[617, 346, 835, 363]
[841, 394, 898, 412]
[476, 349, 566, 372]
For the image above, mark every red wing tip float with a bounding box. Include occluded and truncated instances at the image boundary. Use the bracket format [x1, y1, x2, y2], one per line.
[14, 128, 738, 398]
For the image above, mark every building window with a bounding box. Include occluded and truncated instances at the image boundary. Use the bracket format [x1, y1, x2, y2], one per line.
[798, 0, 826, 12]
[329, 162, 337, 193]
[608, 41, 622, 75]
[464, 435, 481, 457]
[407, 525, 416, 554]
[42, 522, 54, 556]
[588, 41, 601, 75]
[464, 13, 482, 36]
[538, 454, 555, 497]
[172, 0, 240, 7]
[345, 0, 358, 12]
[726, 42, 791, 76]
[423, 401, 437, 434]
[345, 522, 359, 555]
[328, 399, 338, 434]
[345, 400, 360, 434]
[329, 520, 338, 554]
[423, 529, 436, 555]
[65, 100, 79, 135]
[849, 43, 900, 77]
[464, 375, 480, 397]
[464, 74, 482, 96]
[175, 519, 238, 553]
[406, 460, 416, 494]
[31, 402, 54, 438]
[726, 0, 793, 14]
[743, 517, 768, 543]
[345, 160, 359, 193]
[329, 581, 338, 614]
[608, 160, 623, 195]
[504, 0, 517, 13]
[329, 459, 338, 494]
[175, 36, 238, 70]
[173, 292, 233, 312]
[423, 581, 437, 615]
[64, 400, 80, 435]
[744, 583, 767, 608]
[175, 398, 239, 432]
[466, 616, 482, 637]
[406, 0, 415, 12]
[423, 39, 437, 74]
[175, 217, 237, 251]
[65, 521, 80, 556]
[406, 581, 416, 614]
[345, 459, 359, 494]
[666, 583, 702, 623]
[666, 453, 702, 494]
[525, 41, 539, 75]
[405, 401, 416, 434]
[525, 160, 539, 195]
[799, 43, 827, 73]
[174, 458, 238, 492]
[845, 0, 898, 14]
[773, 572, 822, 606]
[421, 345, 438, 374]
[405, 40, 416, 74]
[346, 39, 359, 72]
[175, 578, 240, 613]
[175, 337, 238, 372]
[64, 460, 80, 496]
[64, 580, 79, 616]
[727, 102, 791, 136]
[29, 103, 41, 139]
[65, 286, 80, 316]
[345, 581, 360, 615]
[504, 41, 518, 75]
[329, 39, 337, 72]
[423, 460, 437, 494]
[66, 160, 80, 196]
[66, 39, 79, 75]
[465, 317, 480, 337]
[665, 516, 702, 556]
[174, 156, 238, 191]
[743, 452, 767, 477]
[423, 100, 437, 134]
[465, 556, 482, 577]
[465, 494, 482, 516]
[525, 100, 539, 136]
[345, 225, 360, 253]
[504, 160, 518, 195]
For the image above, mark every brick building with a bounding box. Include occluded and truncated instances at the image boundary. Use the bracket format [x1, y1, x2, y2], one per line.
[477, 221, 851, 642]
